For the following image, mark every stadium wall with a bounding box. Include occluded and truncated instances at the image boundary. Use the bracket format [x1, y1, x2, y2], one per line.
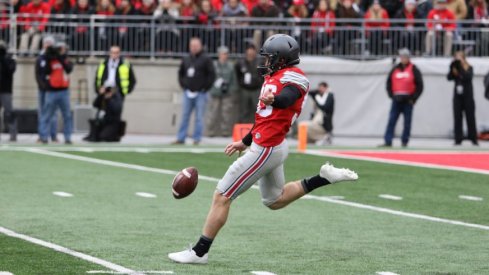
[12, 57, 489, 138]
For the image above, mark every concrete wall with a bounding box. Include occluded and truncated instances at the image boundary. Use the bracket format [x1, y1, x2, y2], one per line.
[11, 56, 489, 137]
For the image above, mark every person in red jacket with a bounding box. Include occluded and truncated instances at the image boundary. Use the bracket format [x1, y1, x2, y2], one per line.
[425, 0, 456, 56]
[18, 0, 51, 54]
[310, 0, 335, 54]
[364, 0, 390, 55]
[381, 48, 424, 147]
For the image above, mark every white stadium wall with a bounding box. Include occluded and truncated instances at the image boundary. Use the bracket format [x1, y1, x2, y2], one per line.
[12, 57, 489, 138]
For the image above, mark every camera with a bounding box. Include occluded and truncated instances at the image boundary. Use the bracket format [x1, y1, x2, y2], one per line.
[45, 41, 68, 60]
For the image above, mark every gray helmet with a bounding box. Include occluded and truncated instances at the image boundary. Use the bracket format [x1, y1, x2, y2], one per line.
[258, 34, 300, 75]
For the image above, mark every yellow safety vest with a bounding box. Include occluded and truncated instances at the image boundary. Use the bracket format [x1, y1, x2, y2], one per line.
[96, 60, 132, 95]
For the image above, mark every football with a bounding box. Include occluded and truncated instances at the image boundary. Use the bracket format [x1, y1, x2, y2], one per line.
[172, 167, 199, 199]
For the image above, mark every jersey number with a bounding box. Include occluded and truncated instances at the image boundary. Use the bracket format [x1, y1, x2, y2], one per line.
[256, 84, 277, 118]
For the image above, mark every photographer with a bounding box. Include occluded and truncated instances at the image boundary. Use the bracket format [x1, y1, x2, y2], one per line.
[206, 46, 237, 137]
[447, 51, 478, 146]
[83, 87, 124, 142]
[38, 42, 74, 144]
[0, 40, 17, 142]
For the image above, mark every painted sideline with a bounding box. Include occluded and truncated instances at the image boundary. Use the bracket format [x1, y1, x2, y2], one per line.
[23, 148, 489, 231]
[0, 226, 141, 275]
[305, 150, 489, 175]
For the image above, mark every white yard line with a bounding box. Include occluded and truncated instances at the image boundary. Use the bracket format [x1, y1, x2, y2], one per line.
[0, 227, 141, 275]
[459, 195, 483, 202]
[135, 192, 157, 198]
[250, 271, 277, 275]
[23, 148, 489, 231]
[53, 191, 74, 198]
[87, 271, 173, 274]
[376, 272, 400, 275]
[378, 194, 403, 201]
[305, 150, 489, 175]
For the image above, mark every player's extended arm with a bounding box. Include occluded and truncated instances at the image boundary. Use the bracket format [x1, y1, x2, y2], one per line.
[260, 85, 302, 108]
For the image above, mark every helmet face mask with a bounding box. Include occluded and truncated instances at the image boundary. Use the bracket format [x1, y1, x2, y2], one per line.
[257, 34, 300, 76]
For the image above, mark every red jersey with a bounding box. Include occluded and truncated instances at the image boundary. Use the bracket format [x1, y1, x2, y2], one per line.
[252, 67, 309, 147]
[391, 63, 416, 96]
[426, 8, 456, 31]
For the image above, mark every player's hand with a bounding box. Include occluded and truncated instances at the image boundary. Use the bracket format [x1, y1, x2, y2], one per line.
[260, 89, 275, 106]
[224, 141, 247, 156]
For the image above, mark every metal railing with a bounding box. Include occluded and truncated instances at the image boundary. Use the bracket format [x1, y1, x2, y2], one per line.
[3, 14, 489, 59]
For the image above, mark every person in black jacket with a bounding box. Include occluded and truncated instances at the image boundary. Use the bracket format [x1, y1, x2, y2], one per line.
[0, 40, 17, 142]
[235, 44, 263, 123]
[382, 48, 423, 147]
[447, 51, 478, 146]
[174, 37, 216, 145]
[303, 82, 334, 145]
[393, 0, 423, 54]
[84, 88, 124, 142]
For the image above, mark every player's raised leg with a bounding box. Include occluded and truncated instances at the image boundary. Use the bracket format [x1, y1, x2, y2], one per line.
[265, 162, 358, 210]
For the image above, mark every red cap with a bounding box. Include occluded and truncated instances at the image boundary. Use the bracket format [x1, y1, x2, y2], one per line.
[293, 0, 304, 5]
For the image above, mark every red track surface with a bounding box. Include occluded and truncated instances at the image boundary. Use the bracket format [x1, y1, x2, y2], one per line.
[336, 151, 489, 171]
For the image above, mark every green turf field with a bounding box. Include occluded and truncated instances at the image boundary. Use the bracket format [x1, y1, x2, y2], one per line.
[1, 146, 489, 275]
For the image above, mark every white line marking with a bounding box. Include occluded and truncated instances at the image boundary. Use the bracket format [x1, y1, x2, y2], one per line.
[53, 191, 74, 197]
[0, 272, 14, 275]
[305, 150, 489, 175]
[0, 227, 141, 275]
[78, 148, 95, 153]
[24, 148, 489, 231]
[134, 149, 150, 154]
[459, 195, 483, 201]
[376, 272, 400, 275]
[0, 146, 224, 153]
[250, 272, 277, 275]
[379, 194, 403, 201]
[87, 271, 173, 274]
[135, 192, 157, 198]
[325, 195, 344, 200]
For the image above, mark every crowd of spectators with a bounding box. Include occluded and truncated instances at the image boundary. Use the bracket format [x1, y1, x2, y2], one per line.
[1, 0, 489, 56]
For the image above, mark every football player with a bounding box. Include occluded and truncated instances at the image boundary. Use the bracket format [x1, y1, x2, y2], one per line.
[169, 34, 358, 264]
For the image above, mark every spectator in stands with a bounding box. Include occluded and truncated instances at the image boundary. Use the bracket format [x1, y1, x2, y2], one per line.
[194, 0, 218, 52]
[96, 0, 116, 51]
[222, 0, 248, 53]
[286, 0, 309, 43]
[416, 0, 433, 18]
[38, 42, 74, 144]
[35, 36, 58, 143]
[116, 0, 142, 10]
[364, 0, 390, 55]
[70, 0, 94, 52]
[0, 40, 17, 142]
[310, 0, 335, 54]
[195, 0, 218, 25]
[360, 0, 400, 18]
[425, 0, 456, 56]
[50, 0, 71, 14]
[303, 82, 334, 145]
[251, 0, 280, 48]
[210, 0, 224, 13]
[0, 2, 9, 43]
[382, 48, 423, 147]
[18, 0, 51, 55]
[394, 0, 423, 54]
[154, 0, 180, 53]
[174, 38, 216, 145]
[114, 0, 138, 51]
[94, 45, 137, 102]
[466, 0, 489, 56]
[447, 0, 468, 20]
[179, 0, 197, 17]
[84, 86, 124, 142]
[335, 0, 361, 55]
[447, 51, 478, 146]
[136, 0, 157, 51]
[242, 0, 259, 14]
[11, 0, 23, 13]
[235, 44, 262, 123]
[206, 46, 237, 137]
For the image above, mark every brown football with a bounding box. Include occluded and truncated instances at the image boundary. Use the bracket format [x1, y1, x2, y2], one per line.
[172, 167, 198, 199]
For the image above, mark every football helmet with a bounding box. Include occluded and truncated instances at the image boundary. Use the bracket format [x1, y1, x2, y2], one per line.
[258, 34, 300, 76]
